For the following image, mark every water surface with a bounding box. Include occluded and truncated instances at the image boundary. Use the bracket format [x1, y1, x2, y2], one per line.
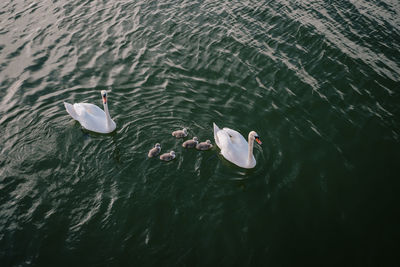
[1, 0, 399, 266]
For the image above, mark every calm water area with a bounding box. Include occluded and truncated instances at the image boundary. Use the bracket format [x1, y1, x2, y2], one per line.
[1, 0, 399, 266]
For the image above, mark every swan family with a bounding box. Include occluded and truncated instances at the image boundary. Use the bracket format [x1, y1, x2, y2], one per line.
[64, 90, 262, 169]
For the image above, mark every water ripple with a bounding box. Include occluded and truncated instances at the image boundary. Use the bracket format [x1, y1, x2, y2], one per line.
[1, 0, 400, 265]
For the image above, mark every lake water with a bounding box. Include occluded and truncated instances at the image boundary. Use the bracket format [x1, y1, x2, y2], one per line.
[1, 0, 399, 266]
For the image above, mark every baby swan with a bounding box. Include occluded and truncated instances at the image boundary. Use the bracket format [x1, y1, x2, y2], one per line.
[196, 140, 213, 151]
[182, 137, 198, 148]
[148, 143, 161, 158]
[160, 151, 176, 161]
[172, 128, 188, 138]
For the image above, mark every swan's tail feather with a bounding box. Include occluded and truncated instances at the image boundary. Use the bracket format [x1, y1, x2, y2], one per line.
[64, 102, 79, 121]
[213, 122, 220, 148]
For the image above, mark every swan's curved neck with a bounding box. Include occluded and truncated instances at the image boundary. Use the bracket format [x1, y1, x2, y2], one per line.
[247, 134, 255, 166]
[103, 102, 113, 130]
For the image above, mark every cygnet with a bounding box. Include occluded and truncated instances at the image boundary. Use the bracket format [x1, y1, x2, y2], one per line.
[182, 137, 198, 148]
[196, 140, 213, 151]
[172, 128, 188, 138]
[148, 143, 161, 158]
[160, 151, 176, 161]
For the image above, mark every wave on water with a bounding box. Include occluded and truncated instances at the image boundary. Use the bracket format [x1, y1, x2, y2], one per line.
[0, 0, 399, 265]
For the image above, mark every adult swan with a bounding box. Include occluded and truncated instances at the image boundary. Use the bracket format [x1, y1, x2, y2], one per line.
[64, 90, 116, 134]
[213, 123, 261, 169]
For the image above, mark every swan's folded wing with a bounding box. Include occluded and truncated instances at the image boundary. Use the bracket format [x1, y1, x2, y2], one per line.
[73, 103, 87, 117]
[73, 103, 106, 132]
[75, 103, 104, 118]
[216, 130, 232, 148]
[213, 123, 221, 147]
[222, 127, 246, 145]
[64, 102, 79, 121]
[218, 132, 247, 167]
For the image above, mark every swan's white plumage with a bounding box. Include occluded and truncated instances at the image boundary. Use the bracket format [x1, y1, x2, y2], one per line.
[64, 102, 79, 121]
[213, 122, 257, 169]
[64, 91, 116, 134]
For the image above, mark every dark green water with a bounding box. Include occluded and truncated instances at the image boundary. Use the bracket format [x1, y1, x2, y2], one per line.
[1, 0, 400, 266]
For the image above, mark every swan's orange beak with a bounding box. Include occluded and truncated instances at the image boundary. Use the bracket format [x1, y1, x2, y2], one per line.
[102, 95, 107, 104]
[255, 137, 262, 145]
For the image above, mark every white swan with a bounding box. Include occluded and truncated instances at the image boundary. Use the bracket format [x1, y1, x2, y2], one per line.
[64, 90, 116, 134]
[213, 123, 261, 169]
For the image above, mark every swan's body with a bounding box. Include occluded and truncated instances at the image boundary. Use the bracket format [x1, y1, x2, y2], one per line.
[196, 140, 213, 151]
[160, 151, 176, 161]
[182, 137, 198, 148]
[172, 128, 188, 138]
[64, 90, 116, 134]
[213, 123, 261, 169]
[148, 143, 161, 158]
